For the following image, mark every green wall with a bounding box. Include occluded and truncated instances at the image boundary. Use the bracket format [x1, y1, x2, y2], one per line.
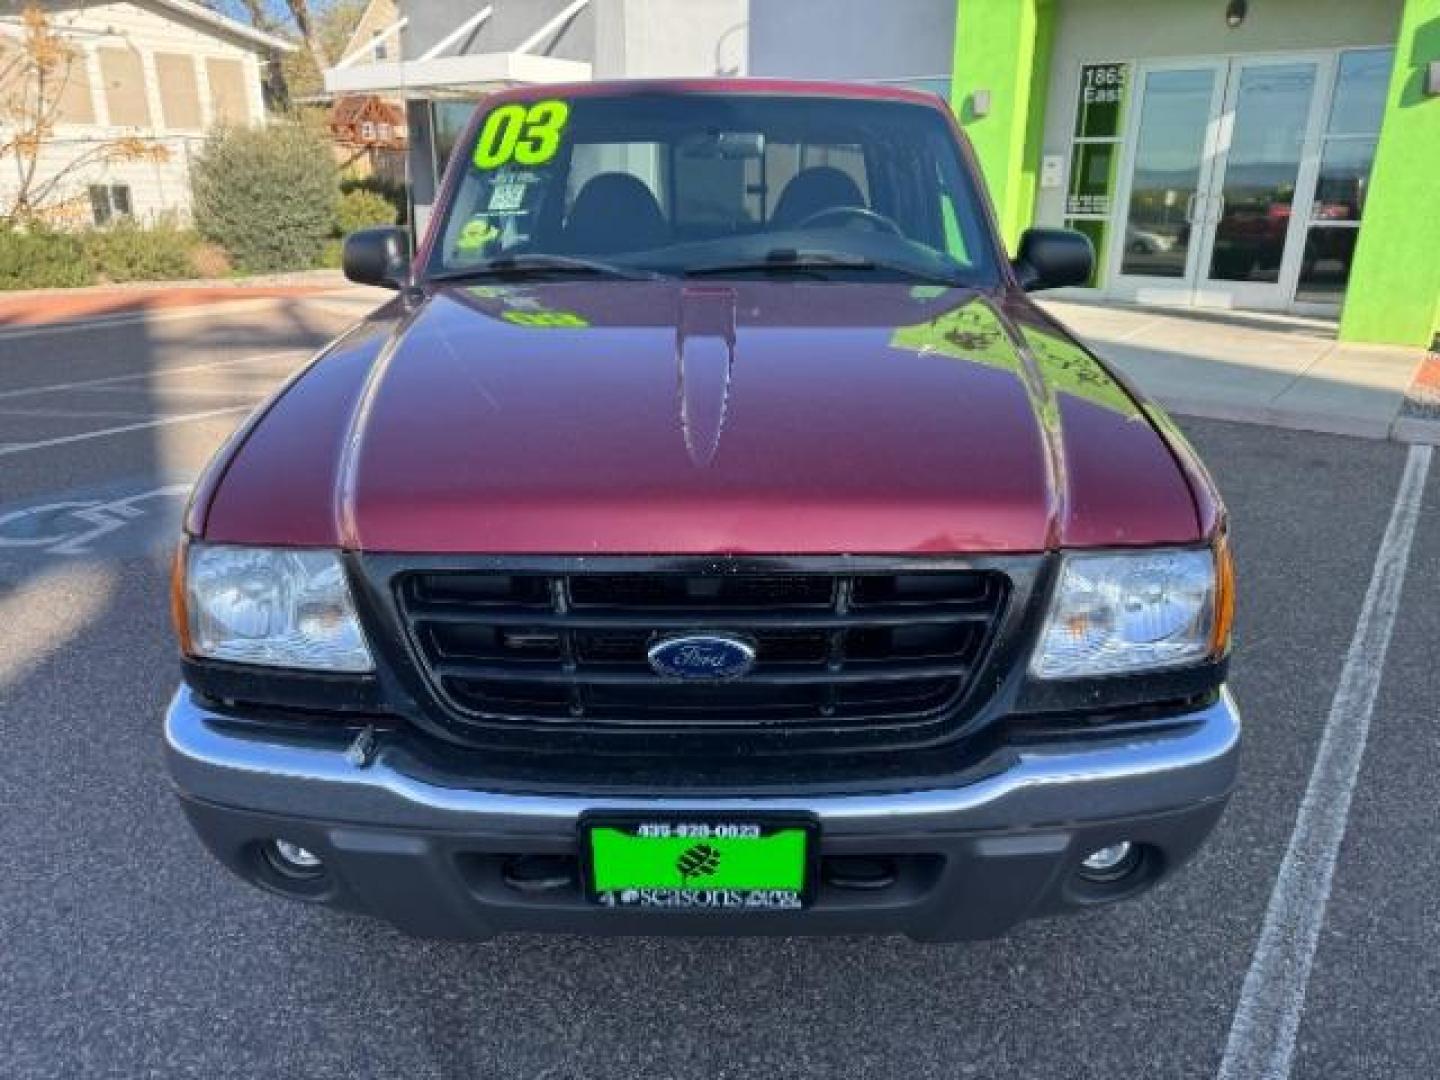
[951, 0, 1056, 251]
[1340, 0, 1440, 347]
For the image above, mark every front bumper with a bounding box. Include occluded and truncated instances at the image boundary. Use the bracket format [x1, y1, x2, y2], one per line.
[165, 687, 1241, 941]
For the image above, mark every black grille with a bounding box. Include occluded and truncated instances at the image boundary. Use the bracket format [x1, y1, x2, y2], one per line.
[395, 569, 1009, 741]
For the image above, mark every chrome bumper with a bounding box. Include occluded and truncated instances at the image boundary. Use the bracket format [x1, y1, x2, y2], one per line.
[166, 687, 1240, 832]
[164, 687, 1240, 939]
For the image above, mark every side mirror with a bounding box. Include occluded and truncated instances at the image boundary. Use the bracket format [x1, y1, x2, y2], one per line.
[1012, 228, 1094, 291]
[343, 226, 411, 289]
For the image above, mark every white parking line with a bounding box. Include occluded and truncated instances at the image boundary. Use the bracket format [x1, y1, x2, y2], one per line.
[1217, 443, 1432, 1080]
[0, 349, 307, 402]
[0, 405, 252, 458]
[68, 385, 271, 400]
[0, 405, 158, 420]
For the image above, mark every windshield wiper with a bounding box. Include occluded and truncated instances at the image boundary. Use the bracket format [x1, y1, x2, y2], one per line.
[683, 249, 967, 286]
[428, 254, 664, 283]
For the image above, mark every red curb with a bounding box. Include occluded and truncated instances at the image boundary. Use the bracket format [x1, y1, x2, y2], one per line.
[0, 284, 333, 328]
[1399, 350, 1440, 420]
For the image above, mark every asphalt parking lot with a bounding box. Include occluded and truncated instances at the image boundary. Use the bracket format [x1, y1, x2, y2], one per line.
[0, 296, 1436, 1079]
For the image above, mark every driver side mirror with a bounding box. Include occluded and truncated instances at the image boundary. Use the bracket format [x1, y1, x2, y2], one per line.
[343, 226, 412, 289]
[1012, 228, 1094, 292]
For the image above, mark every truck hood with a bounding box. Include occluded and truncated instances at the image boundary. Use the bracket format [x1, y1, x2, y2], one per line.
[201, 281, 1200, 553]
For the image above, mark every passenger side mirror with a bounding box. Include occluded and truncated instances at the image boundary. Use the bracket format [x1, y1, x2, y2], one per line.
[1012, 228, 1094, 292]
[343, 226, 412, 289]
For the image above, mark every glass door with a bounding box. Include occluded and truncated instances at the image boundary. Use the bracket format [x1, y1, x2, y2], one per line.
[1107, 63, 1227, 304]
[1193, 56, 1326, 309]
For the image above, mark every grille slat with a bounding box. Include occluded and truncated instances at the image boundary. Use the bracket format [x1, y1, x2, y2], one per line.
[402, 604, 996, 629]
[430, 659, 975, 685]
[397, 569, 1008, 738]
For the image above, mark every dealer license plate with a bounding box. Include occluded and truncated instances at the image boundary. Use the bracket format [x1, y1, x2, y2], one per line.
[583, 816, 816, 910]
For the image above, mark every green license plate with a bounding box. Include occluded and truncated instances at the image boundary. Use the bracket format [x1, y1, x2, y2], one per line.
[583, 816, 816, 910]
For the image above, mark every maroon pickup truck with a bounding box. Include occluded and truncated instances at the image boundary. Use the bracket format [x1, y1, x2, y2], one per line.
[166, 79, 1238, 940]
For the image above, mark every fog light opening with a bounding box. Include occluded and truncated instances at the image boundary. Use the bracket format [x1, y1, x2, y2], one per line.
[1078, 841, 1139, 883]
[265, 838, 326, 880]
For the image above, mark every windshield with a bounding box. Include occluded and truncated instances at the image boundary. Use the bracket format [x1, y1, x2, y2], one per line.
[427, 92, 1000, 285]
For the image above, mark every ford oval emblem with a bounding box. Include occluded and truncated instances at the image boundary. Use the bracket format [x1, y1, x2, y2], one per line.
[647, 634, 756, 680]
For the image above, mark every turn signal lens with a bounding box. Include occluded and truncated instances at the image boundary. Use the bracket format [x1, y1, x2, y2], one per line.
[1210, 533, 1236, 658]
[170, 538, 192, 655]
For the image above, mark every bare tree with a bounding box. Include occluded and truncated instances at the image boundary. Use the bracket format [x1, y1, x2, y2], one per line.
[281, 0, 331, 71]
[234, 0, 276, 32]
[199, 0, 365, 106]
[0, 6, 168, 226]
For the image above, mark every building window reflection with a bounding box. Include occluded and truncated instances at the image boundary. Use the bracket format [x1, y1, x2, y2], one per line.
[1295, 47, 1393, 304]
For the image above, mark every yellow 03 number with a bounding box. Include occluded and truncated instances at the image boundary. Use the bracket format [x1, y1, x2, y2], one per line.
[473, 100, 570, 169]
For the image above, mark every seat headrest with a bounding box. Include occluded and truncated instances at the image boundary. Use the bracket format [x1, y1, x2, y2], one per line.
[563, 172, 669, 254]
[770, 166, 866, 230]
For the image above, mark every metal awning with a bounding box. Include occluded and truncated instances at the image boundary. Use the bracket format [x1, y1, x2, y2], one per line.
[323, 0, 591, 98]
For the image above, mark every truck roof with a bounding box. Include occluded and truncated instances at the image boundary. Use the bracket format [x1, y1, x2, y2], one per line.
[478, 77, 950, 109]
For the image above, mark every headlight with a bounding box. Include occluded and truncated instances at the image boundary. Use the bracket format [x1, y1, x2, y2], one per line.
[179, 543, 373, 672]
[1031, 543, 1232, 679]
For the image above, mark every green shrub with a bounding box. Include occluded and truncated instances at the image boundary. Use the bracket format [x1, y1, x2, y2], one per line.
[85, 220, 197, 282]
[191, 123, 339, 273]
[336, 188, 396, 237]
[316, 237, 344, 269]
[340, 175, 409, 228]
[0, 229, 94, 289]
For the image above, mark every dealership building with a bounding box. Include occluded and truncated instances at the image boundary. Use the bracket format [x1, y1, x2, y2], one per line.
[954, 0, 1439, 347]
[327, 0, 1438, 349]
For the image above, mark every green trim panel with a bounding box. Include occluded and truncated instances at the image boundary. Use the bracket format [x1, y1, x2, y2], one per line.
[951, 0, 1057, 250]
[1339, 0, 1440, 347]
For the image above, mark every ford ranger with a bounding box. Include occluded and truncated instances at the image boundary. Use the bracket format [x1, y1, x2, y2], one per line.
[166, 79, 1239, 940]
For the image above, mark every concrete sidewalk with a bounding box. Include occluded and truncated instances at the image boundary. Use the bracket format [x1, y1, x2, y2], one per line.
[0, 270, 354, 328]
[1040, 298, 1439, 445]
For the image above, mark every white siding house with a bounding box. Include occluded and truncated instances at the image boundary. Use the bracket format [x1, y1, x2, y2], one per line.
[0, 0, 292, 226]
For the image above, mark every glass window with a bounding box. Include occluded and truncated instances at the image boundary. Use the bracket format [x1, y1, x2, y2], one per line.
[1292, 48, 1391, 307]
[98, 48, 150, 127]
[155, 53, 202, 130]
[89, 184, 133, 226]
[431, 101, 477, 175]
[1313, 137, 1378, 222]
[565, 141, 666, 212]
[206, 57, 250, 127]
[1074, 62, 1127, 140]
[1064, 62, 1129, 289]
[1064, 218, 1107, 287]
[673, 147, 748, 232]
[1207, 62, 1316, 285]
[1296, 226, 1360, 302]
[1326, 49, 1393, 137]
[431, 93, 999, 285]
[1066, 142, 1117, 217]
[1121, 68, 1215, 278]
[88, 184, 111, 226]
[54, 49, 95, 125]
